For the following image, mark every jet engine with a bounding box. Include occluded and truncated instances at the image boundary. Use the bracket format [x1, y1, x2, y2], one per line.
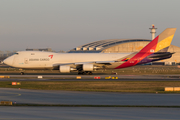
[59, 66, 76, 73]
[82, 64, 99, 71]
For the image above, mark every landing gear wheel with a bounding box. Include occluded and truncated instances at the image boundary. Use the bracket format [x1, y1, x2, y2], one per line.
[78, 71, 93, 75]
[85, 71, 92, 75]
[78, 71, 83, 75]
[20, 72, 24, 75]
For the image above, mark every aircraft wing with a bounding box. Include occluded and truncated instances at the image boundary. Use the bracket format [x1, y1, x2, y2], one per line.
[52, 60, 119, 67]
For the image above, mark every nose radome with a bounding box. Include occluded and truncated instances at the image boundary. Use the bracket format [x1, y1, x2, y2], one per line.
[3, 56, 14, 66]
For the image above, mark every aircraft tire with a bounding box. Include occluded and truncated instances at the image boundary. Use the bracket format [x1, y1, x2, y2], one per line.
[78, 71, 92, 75]
[20, 72, 24, 75]
[78, 71, 83, 75]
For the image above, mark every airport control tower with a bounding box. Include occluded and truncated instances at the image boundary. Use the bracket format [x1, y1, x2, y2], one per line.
[149, 24, 157, 40]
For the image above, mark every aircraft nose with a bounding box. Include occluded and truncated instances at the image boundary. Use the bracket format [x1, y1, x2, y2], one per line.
[3, 56, 14, 66]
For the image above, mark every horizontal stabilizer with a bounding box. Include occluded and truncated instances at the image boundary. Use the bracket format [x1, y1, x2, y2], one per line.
[148, 52, 175, 58]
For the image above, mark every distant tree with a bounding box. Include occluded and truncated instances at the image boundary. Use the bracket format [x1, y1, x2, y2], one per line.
[0, 51, 3, 57]
[59, 50, 66, 53]
[6, 51, 11, 56]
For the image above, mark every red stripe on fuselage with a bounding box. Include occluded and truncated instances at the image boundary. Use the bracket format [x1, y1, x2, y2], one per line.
[115, 36, 159, 69]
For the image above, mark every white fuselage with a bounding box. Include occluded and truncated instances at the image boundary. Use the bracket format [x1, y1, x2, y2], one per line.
[4, 51, 131, 69]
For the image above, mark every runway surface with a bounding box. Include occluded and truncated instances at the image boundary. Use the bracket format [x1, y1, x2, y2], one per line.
[1, 88, 180, 106]
[1, 74, 180, 119]
[1, 107, 180, 120]
[1, 88, 180, 119]
[1, 87, 180, 119]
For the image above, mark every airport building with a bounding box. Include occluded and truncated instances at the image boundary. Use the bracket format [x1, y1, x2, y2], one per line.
[68, 25, 180, 65]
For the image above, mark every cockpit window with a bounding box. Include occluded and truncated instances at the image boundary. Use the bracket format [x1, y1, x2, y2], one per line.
[14, 53, 19, 55]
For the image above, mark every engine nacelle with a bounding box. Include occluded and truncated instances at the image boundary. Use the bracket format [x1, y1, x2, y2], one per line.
[59, 66, 70, 73]
[59, 66, 76, 73]
[83, 64, 98, 71]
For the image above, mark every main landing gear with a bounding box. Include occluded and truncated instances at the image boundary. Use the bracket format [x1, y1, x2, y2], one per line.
[78, 71, 92, 75]
[20, 72, 24, 75]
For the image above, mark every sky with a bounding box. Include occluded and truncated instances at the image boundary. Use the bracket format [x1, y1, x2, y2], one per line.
[0, 0, 180, 52]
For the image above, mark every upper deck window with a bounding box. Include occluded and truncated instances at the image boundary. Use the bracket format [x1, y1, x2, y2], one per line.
[14, 53, 19, 55]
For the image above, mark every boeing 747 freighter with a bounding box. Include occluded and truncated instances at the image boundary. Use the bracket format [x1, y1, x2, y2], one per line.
[3, 28, 176, 75]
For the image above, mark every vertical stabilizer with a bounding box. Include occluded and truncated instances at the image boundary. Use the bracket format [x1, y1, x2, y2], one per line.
[115, 28, 176, 69]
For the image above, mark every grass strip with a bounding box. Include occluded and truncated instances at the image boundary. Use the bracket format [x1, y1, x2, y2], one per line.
[1, 81, 180, 93]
